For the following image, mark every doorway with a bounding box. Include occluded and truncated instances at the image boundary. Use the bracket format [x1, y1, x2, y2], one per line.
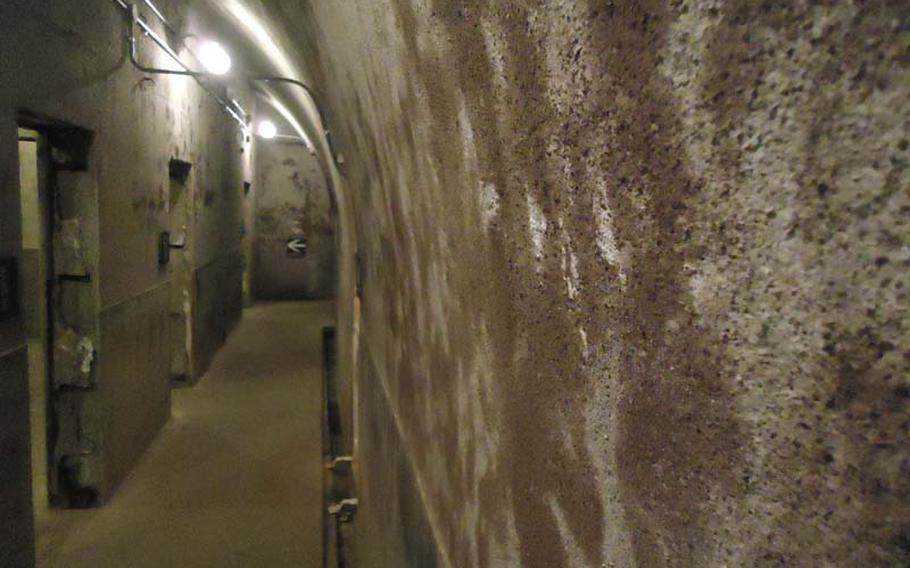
[18, 113, 97, 524]
[168, 158, 193, 385]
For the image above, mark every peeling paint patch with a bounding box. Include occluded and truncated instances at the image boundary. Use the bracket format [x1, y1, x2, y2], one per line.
[479, 181, 500, 231]
[527, 192, 547, 270]
[578, 328, 589, 361]
[560, 240, 580, 301]
[593, 178, 626, 286]
[54, 326, 94, 387]
[78, 337, 94, 374]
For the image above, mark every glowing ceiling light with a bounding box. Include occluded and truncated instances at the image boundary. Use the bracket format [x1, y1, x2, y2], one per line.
[257, 120, 278, 139]
[197, 40, 232, 75]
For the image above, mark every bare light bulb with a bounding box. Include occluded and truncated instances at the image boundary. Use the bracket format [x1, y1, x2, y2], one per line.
[257, 120, 278, 139]
[198, 41, 232, 75]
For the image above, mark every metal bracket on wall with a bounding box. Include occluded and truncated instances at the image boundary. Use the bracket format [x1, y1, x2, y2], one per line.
[328, 498, 359, 524]
[327, 455, 354, 474]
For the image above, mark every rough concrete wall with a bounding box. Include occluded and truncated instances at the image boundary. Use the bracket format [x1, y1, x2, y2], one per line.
[242, 107, 258, 308]
[182, 82, 248, 383]
[192, 254, 244, 378]
[354, 357, 440, 567]
[252, 140, 336, 300]
[0, 348, 33, 568]
[185, 75, 249, 373]
[273, 1, 910, 566]
[0, 0, 249, 510]
[98, 285, 169, 493]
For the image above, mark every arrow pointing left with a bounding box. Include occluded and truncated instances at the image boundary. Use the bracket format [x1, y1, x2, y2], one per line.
[287, 237, 308, 256]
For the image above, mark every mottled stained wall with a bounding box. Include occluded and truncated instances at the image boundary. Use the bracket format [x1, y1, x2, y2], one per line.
[252, 141, 335, 300]
[0, 1, 249, 554]
[267, 0, 910, 566]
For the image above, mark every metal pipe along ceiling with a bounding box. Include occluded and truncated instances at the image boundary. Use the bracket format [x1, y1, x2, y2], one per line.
[115, 1, 249, 129]
[111, 0, 339, 162]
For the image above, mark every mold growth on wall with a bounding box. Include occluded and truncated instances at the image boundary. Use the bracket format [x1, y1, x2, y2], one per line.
[1, 0, 251, 508]
[269, 0, 910, 566]
[252, 140, 336, 300]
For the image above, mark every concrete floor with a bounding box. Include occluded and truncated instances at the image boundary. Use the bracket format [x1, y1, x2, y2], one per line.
[37, 302, 332, 568]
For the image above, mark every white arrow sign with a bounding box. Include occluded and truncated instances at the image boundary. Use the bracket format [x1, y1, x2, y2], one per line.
[287, 237, 308, 256]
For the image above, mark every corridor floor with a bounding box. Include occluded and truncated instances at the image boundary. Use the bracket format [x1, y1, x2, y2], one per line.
[37, 302, 332, 568]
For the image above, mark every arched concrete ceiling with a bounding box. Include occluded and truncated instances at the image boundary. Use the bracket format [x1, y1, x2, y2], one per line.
[151, 1, 910, 566]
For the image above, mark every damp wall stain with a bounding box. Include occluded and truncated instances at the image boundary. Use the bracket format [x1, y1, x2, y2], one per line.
[1, 0, 251, 520]
[269, 0, 910, 566]
[252, 140, 336, 300]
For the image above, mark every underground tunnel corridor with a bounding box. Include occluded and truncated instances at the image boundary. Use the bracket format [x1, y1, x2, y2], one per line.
[2, 0, 910, 567]
[35, 302, 332, 567]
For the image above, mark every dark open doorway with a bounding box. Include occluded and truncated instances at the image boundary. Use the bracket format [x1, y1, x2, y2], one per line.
[167, 158, 193, 386]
